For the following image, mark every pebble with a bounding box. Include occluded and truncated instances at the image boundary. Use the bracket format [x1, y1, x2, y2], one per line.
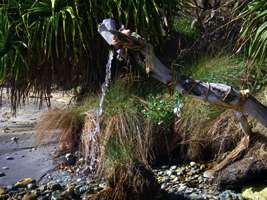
[0, 172, 6, 177]
[6, 156, 14, 160]
[0, 187, 6, 195]
[154, 163, 243, 200]
[2, 166, 9, 170]
[64, 153, 76, 166]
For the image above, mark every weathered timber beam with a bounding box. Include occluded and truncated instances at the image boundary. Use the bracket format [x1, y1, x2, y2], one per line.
[98, 19, 267, 128]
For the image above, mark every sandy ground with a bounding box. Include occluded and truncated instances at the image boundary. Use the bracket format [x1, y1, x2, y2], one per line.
[0, 91, 73, 186]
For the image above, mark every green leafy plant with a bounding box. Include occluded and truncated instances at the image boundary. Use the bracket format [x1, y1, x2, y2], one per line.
[172, 17, 200, 40]
[141, 92, 180, 127]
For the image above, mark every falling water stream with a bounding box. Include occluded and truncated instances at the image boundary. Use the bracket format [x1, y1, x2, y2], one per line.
[86, 50, 114, 173]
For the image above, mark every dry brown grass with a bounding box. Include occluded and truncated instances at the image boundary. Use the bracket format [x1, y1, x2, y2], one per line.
[176, 98, 244, 162]
[35, 108, 83, 153]
[80, 111, 156, 176]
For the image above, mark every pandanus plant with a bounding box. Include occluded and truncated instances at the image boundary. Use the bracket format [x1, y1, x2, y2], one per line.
[237, 0, 267, 63]
[0, 0, 176, 109]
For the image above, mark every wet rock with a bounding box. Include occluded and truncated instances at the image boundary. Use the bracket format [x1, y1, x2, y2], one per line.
[15, 178, 34, 188]
[64, 153, 76, 166]
[0, 172, 6, 177]
[6, 156, 14, 160]
[170, 165, 177, 170]
[27, 183, 37, 190]
[2, 167, 9, 170]
[11, 137, 19, 143]
[51, 191, 61, 200]
[0, 187, 6, 195]
[75, 185, 90, 194]
[47, 182, 62, 191]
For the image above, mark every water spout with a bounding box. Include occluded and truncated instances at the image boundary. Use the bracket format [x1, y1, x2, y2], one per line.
[83, 50, 114, 174]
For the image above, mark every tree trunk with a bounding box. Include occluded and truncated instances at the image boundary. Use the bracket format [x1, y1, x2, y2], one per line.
[98, 18, 267, 129]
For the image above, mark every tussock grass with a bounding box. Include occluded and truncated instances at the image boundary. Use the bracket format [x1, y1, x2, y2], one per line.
[35, 80, 169, 174]
[176, 55, 247, 161]
[35, 108, 83, 153]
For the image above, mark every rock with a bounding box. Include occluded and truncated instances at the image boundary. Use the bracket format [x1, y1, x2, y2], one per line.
[0, 187, 6, 195]
[47, 182, 62, 191]
[15, 178, 34, 188]
[0, 172, 6, 177]
[170, 165, 177, 170]
[11, 137, 19, 143]
[190, 162, 196, 167]
[184, 187, 193, 194]
[6, 156, 14, 160]
[161, 183, 168, 190]
[189, 193, 200, 199]
[75, 185, 90, 194]
[200, 164, 206, 170]
[51, 191, 61, 200]
[64, 153, 76, 166]
[27, 183, 37, 190]
[22, 192, 37, 200]
[242, 186, 267, 200]
[166, 170, 174, 176]
[2, 167, 9, 170]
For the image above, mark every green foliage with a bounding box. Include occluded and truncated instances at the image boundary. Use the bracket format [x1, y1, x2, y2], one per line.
[0, 8, 28, 83]
[172, 17, 200, 40]
[181, 55, 247, 126]
[74, 81, 137, 117]
[105, 137, 134, 167]
[190, 55, 246, 89]
[141, 92, 179, 127]
[0, 0, 177, 108]
[238, 0, 267, 63]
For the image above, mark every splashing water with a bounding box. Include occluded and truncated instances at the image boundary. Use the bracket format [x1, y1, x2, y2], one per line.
[85, 50, 114, 174]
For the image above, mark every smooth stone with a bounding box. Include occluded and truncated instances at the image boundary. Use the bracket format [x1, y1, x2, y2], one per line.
[178, 184, 187, 192]
[161, 183, 168, 190]
[77, 185, 90, 194]
[190, 162, 196, 166]
[185, 188, 194, 194]
[51, 191, 61, 200]
[0, 187, 6, 195]
[170, 165, 177, 170]
[166, 170, 174, 176]
[200, 164, 206, 170]
[64, 153, 76, 166]
[15, 178, 34, 188]
[157, 171, 164, 176]
[27, 183, 37, 190]
[2, 167, 9, 170]
[47, 182, 62, 191]
[0, 172, 6, 177]
[189, 193, 200, 199]
[161, 165, 168, 169]
[6, 156, 14, 160]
